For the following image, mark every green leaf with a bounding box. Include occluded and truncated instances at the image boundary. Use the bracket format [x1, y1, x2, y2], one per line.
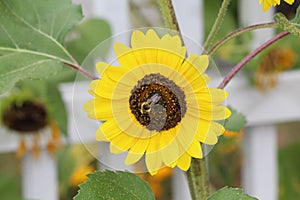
[208, 186, 257, 200]
[65, 18, 112, 64]
[0, 0, 82, 94]
[224, 106, 247, 132]
[45, 82, 68, 135]
[74, 171, 155, 200]
[275, 6, 300, 38]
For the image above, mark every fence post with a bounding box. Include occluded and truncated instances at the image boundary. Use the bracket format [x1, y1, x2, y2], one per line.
[238, 1, 277, 199]
[242, 126, 278, 200]
[22, 150, 58, 200]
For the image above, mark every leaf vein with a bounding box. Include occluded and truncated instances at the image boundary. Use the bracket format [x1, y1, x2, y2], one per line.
[0, 59, 54, 78]
[3, 3, 76, 63]
[0, 24, 20, 49]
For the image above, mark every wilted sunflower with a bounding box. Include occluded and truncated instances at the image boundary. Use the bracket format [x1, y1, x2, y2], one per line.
[255, 47, 296, 91]
[259, 0, 295, 11]
[84, 29, 231, 174]
[1, 94, 61, 158]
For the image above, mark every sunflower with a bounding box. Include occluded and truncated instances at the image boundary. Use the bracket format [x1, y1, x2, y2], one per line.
[1, 93, 62, 158]
[259, 0, 294, 11]
[84, 29, 231, 174]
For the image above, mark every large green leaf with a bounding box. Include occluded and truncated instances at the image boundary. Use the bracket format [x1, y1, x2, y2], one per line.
[208, 186, 257, 200]
[45, 82, 68, 135]
[65, 18, 112, 64]
[74, 171, 155, 200]
[0, 0, 82, 94]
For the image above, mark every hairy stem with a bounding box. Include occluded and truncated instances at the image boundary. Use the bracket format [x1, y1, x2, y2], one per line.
[186, 158, 210, 200]
[63, 61, 98, 80]
[218, 31, 289, 89]
[203, 0, 231, 51]
[208, 22, 277, 55]
[157, 0, 181, 33]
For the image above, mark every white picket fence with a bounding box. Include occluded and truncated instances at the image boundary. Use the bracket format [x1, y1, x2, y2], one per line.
[1, 0, 300, 199]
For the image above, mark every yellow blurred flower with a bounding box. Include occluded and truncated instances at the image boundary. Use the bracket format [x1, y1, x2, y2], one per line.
[84, 29, 230, 175]
[223, 129, 244, 138]
[69, 165, 94, 187]
[259, 0, 295, 11]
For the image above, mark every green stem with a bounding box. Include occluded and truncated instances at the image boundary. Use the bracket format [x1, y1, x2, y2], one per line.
[203, 0, 231, 51]
[208, 22, 277, 55]
[157, 0, 181, 33]
[186, 158, 210, 200]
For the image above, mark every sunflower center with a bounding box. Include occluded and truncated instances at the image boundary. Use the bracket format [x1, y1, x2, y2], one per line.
[129, 73, 186, 131]
[2, 101, 48, 133]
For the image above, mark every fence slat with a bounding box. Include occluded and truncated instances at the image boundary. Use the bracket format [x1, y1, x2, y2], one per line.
[22, 150, 58, 200]
[242, 126, 278, 200]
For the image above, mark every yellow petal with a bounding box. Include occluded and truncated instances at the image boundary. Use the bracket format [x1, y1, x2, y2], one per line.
[196, 121, 225, 145]
[186, 140, 202, 158]
[114, 43, 140, 69]
[110, 143, 125, 154]
[180, 54, 209, 75]
[100, 120, 122, 140]
[111, 132, 137, 152]
[146, 151, 163, 174]
[83, 98, 113, 120]
[125, 152, 144, 165]
[88, 79, 117, 99]
[161, 130, 180, 166]
[95, 125, 108, 141]
[131, 29, 160, 49]
[196, 88, 228, 105]
[102, 66, 129, 83]
[176, 117, 199, 151]
[284, 0, 294, 4]
[198, 106, 231, 121]
[96, 62, 111, 76]
[130, 29, 186, 69]
[177, 152, 191, 171]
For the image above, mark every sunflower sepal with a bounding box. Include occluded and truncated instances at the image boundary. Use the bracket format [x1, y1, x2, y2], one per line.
[222, 106, 247, 133]
[275, 7, 300, 38]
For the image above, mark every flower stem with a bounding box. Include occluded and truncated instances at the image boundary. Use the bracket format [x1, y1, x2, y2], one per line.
[208, 22, 277, 55]
[218, 31, 289, 89]
[186, 158, 210, 200]
[158, 0, 181, 33]
[203, 0, 231, 51]
[63, 61, 98, 80]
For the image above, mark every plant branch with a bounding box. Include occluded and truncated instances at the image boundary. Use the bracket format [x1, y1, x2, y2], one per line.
[218, 31, 289, 89]
[208, 22, 277, 55]
[203, 0, 231, 51]
[63, 61, 98, 80]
